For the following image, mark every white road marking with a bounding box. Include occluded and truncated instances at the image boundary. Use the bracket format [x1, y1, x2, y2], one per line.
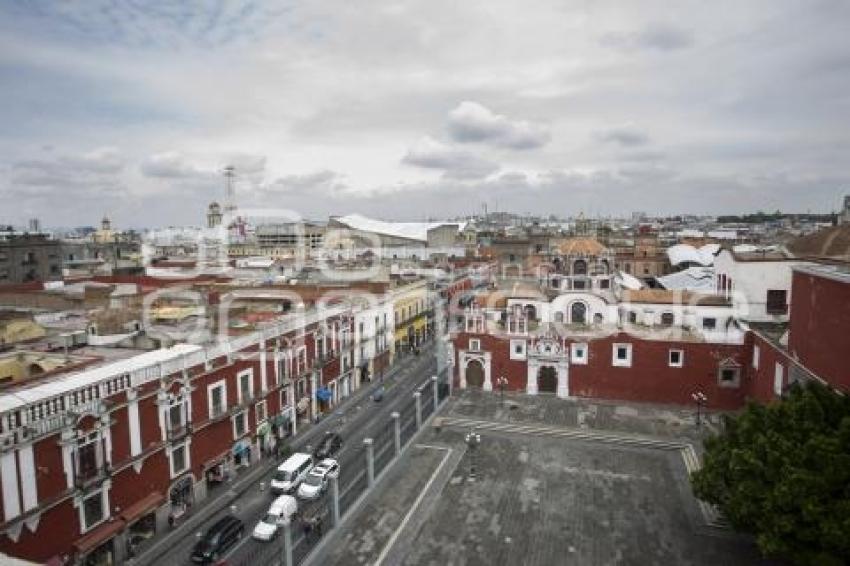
[373, 445, 453, 566]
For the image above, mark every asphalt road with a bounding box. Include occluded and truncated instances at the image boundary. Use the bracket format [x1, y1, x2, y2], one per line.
[154, 343, 439, 566]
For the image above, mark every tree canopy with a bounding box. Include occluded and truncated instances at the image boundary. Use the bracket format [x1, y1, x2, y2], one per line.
[691, 382, 850, 565]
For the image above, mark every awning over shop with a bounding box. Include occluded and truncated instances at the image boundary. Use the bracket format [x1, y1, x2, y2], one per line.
[272, 412, 291, 426]
[120, 491, 165, 525]
[256, 421, 271, 436]
[203, 451, 230, 470]
[73, 518, 125, 555]
[315, 387, 332, 402]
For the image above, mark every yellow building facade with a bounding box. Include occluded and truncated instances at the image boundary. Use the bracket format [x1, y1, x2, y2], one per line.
[391, 279, 430, 359]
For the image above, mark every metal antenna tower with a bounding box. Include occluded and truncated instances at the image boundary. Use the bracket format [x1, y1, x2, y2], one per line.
[223, 165, 236, 215]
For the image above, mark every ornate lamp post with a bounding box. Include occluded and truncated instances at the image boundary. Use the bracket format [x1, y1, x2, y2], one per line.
[691, 391, 708, 427]
[465, 428, 481, 481]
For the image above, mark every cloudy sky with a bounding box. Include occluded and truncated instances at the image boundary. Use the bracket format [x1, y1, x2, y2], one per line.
[0, 0, 848, 228]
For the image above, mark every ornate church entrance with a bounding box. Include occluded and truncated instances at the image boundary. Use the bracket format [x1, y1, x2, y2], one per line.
[466, 360, 484, 388]
[538, 366, 557, 393]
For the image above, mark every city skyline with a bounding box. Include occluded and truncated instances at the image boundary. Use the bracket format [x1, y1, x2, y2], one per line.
[1, 0, 849, 227]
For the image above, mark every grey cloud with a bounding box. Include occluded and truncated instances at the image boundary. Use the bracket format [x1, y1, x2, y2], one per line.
[140, 152, 211, 179]
[264, 170, 345, 194]
[595, 124, 651, 147]
[9, 147, 125, 191]
[447, 101, 551, 150]
[402, 136, 499, 180]
[600, 23, 694, 52]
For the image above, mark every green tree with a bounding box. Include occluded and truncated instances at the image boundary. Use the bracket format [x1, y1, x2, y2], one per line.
[691, 382, 850, 565]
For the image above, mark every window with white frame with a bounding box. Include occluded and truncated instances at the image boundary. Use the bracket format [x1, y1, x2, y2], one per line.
[81, 490, 107, 532]
[208, 381, 226, 419]
[702, 317, 717, 330]
[612, 343, 632, 367]
[255, 400, 267, 425]
[75, 431, 103, 483]
[510, 339, 526, 360]
[469, 338, 481, 351]
[169, 442, 189, 477]
[238, 369, 254, 403]
[571, 343, 588, 365]
[752, 345, 760, 369]
[167, 397, 187, 437]
[668, 349, 684, 368]
[718, 366, 741, 388]
[280, 388, 289, 409]
[232, 410, 248, 439]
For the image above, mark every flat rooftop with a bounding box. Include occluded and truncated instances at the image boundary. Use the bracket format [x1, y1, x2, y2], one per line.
[313, 392, 771, 566]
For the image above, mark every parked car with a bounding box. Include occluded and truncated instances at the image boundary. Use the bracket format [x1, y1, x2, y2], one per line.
[372, 386, 385, 402]
[313, 432, 342, 460]
[252, 495, 298, 541]
[296, 459, 340, 500]
[190, 515, 244, 564]
[270, 452, 313, 494]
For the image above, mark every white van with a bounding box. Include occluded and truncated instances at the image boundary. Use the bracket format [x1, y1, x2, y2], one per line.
[270, 453, 313, 494]
[252, 495, 298, 541]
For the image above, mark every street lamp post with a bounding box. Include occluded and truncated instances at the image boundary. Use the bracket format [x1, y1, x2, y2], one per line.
[497, 376, 508, 405]
[691, 391, 708, 427]
[465, 428, 481, 481]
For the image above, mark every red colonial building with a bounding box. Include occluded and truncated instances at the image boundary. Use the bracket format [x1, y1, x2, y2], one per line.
[0, 305, 368, 564]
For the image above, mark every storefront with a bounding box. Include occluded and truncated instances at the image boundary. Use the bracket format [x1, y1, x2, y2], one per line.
[232, 438, 252, 469]
[120, 491, 164, 559]
[168, 474, 194, 525]
[271, 410, 293, 440]
[203, 453, 230, 490]
[315, 386, 332, 410]
[74, 518, 124, 566]
[256, 421, 273, 456]
[296, 397, 310, 423]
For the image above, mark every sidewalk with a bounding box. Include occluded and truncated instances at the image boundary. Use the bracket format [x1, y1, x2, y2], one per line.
[133, 343, 436, 566]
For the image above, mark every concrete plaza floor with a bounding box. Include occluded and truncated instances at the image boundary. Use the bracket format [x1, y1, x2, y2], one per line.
[309, 391, 772, 566]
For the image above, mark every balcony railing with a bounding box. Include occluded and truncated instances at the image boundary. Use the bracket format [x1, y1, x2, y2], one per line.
[166, 422, 192, 441]
[74, 463, 109, 490]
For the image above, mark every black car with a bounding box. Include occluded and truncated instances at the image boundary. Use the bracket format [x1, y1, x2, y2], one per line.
[191, 515, 244, 564]
[313, 432, 342, 460]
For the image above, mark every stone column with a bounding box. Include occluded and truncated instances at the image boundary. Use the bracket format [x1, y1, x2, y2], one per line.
[431, 375, 439, 412]
[527, 359, 539, 395]
[447, 344, 454, 397]
[310, 370, 318, 422]
[459, 353, 467, 389]
[330, 474, 340, 526]
[414, 391, 422, 430]
[283, 519, 293, 566]
[557, 360, 569, 399]
[364, 438, 375, 487]
[483, 352, 493, 391]
[391, 411, 401, 455]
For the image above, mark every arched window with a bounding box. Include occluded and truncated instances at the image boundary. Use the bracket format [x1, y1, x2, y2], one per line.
[524, 304, 537, 320]
[570, 302, 587, 325]
[628, 311, 637, 324]
[573, 259, 588, 276]
[660, 312, 675, 326]
[593, 313, 604, 324]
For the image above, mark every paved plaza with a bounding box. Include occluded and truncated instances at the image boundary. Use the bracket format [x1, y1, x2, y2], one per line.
[308, 391, 772, 566]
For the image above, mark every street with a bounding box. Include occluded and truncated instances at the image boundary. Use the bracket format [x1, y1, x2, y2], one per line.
[139, 343, 439, 566]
